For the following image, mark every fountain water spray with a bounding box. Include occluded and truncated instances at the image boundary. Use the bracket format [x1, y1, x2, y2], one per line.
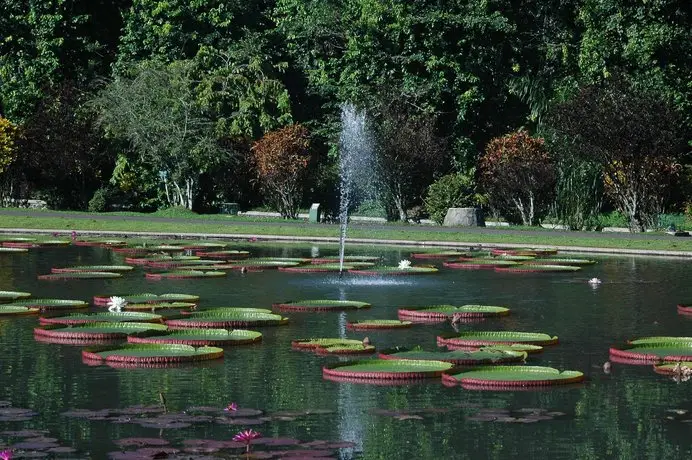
[338, 104, 375, 274]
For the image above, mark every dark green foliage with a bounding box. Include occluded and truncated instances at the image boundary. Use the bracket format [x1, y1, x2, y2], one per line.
[424, 172, 485, 225]
[88, 188, 110, 213]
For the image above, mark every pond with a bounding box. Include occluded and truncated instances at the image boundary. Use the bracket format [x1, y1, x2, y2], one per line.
[0, 241, 691, 459]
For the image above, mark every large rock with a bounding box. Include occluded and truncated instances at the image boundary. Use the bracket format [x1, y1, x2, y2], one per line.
[443, 207, 485, 227]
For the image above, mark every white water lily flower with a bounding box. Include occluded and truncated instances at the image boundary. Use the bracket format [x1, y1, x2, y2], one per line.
[398, 260, 412, 270]
[588, 278, 602, 285]
[107, 296, 127, 313]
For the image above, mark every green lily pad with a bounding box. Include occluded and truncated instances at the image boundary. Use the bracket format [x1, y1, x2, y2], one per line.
[627, 336, 692, 345]
[146, 259, 226, 268]
[311, 256, 381, 264]
[410, 251, 467, 259]
[323, 359, 453, 381]
[39, 311, 163, 326]
[279, 263, 355, 273]
[378, 346, 526, 365]
[442, 365, 584, 388]
[128, 328, 262, 346]
[9, 299, 89, 310]
[609, 342, 692, 362]
[51, 265, 134, 273]
[125, 255, 200, 265]
[349, 266, 439, 275]
[38, 271, 123, 280]
[35, 322, 168, 340]
[480, 344, 545, 354]
[496, 255, 536, 261]
[0, 305, 40, 316]
[0, 290, 31, 301]
[182, 242, 228, 250]
[437, 331, 558, 348]
[273, 300, 371, 312]
[74, 238, 127, 247]
[653, 362, 692, 375]
[0, 247, 29, 253]
[528, 257, 596, 266]
[82, 343, 224, 364]
[398, 305, 510, 320]
[193, 250, 250, 259]
[443, 259, 519, 269]
[93, 293, 200, 306]
[347, 320, 412, 330]
[166, 308, 288, 328]
[145, 271, 226, 280]
[0, 237, 36, 243]
[494, 264, 581, 273]
[124, 302, 197, 311]
[38, 240, 71, 246]
[223, 259, 303, 269]
[292, 338, 375, 354]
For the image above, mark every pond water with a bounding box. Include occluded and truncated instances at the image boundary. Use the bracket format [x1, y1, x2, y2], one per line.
[0, 243, 691, 459]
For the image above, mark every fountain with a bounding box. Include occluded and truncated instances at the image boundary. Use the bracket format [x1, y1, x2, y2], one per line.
[338, 104, 376, 273]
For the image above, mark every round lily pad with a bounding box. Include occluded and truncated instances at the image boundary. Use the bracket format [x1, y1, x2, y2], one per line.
[311, 256, 381, 264]
[82, 343, 224, 364]
[627, 336, 692, 345]
[437, 331, 558, 348]
[527, 257, 596, 266]
[0, 237, 36, 243]
[74, 239, 127, 247]
[39, 311, 163, 326]
[494, 255, 536, 261]
[279, 263, 355, 273]
[0, 290, 31, 301]
[677, 304, 692, 316]
[37, 240, 72, 247]
[480, 344, 545, 354]
[128, 328, 262, 346]
[193, 250, 250, 259]
[51, 265, 134, 273]
[166, 309, 288, 328]
[273, 300, 371, 312]
[398, 305, 510, 321]
[323, 359, 453, 380]
[0, 305, 40, 316]
[0, 247, 29, 253]
[378, 346, 527, 365]
[125, 255, 200, 265]
[292, 338, 375, 354]
[443, 259, 519, 269]
[124, 302, 197, 311]
[222, 259, 303, 270]
[491, 248, 558, 257]
[93, 293, 200, 306]
[146, 259, 226, 269]
[653, 362, 692, 375]
[38, 271, 123, 280]
[35, 322, 168, 340]
[442, 365, 584, 388]
[609, 342, 692, 363]
[145, 271, 226, 280]
[347, 320, 412, 330]
[349, 266, 439, 275]
[494, 264, 581, 273]
[410, 251, 466, 259]
[9, 298, 89, 310]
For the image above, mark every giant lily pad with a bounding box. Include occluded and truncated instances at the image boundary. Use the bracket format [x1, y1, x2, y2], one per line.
[125, 255, 200, 265]
[491, 248, 558, 257]
[38, 271, 122, 280]
[378, 346, 527, 365]
[9, 298, 88, 310]
[128, 328, 262, 346]
[443, 259, 519, 269]
[410, 250, 467, 259]
[527, 257, 595, 266]
[653, 362, 692, 375]
[347, 320, 412, 330]
[221, 259, 302, 270]
[74, 238, 127, 247]
[292, 338, 375, 355]
[34, 322, 168, 340]
[349, 266, 439, 275]
[180, 242, 228, 250]
[51, 265, 134, 273]
[146, 259, 226, 269]
[82, 343, 223, 364]
[437, 331, 558, 348]
[39, 311, 163, 326]
[398, 305, 510, 321]
[0, 247, 29, 253]
[323, 359, 453, 381]
[93, 293, 200, 306]
[193, 250, 250, 259]
[273, 299, 371, 312]
[166, 309, 288, 328]
[442, 365, 584, 388]
[677, 304, 692, 316]
[311, 256, 381, 264]
[145, 271, 226, 280]
[124, 302, 197, 311]
[627, 336, 692, 345]
[0, 305, 39, 316]
[279, 263, 355, 273]
[494, 264, 581, 273]
[0, 290, 31, 301]
[609, 341, 692, 363]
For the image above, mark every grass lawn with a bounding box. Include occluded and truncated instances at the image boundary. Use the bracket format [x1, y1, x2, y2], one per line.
[1, 209, 692, 254]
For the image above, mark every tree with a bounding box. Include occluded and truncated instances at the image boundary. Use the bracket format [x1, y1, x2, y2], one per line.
[424, 172, 486, 225]
[0, 117, 17, 175]
[549, 79, 686, 231]
[251, 124, 311, 219]
[480, 130, 556, 226]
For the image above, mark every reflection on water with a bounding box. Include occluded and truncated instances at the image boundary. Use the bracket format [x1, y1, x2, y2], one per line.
[0, 245, 691, 458]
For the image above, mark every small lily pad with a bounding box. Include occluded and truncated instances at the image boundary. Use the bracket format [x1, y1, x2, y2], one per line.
[38, 271, 122, 280]
[347, 320, 412, 330]
[145, 271, 226, 280]
[273, 300, 371, 312]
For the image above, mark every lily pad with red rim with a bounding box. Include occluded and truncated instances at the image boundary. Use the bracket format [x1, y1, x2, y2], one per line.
[51, 265, 134, 273]
[378, 346, 527, 365]
[193, 250, 250, 259]
[410, 250, 467, 259]
[677, 304, 692, 316]
[292, 338, 374, 355]
[145, 270, 226, 280]
[93, 293, 200, 306]
[653, 362, 692, 375]
[437, 331, 558, 348]
[273, 299, 371, 312]
[443, 259, 519, 269]
[39, 311, 163, 325]
[398, 305, 510, 321]
[123, 302, 197, 311]
[442, 365, 584, 388]
[39, 271, 123, 280]
[0, 247, 29, 253]
[525, 257, 596, 266]
[34, 322, 168, 340]
[145, 259, 226, 269]
[128, 328, 262, 346]
[609, 341, 692, 363]
[323, 359, 453, 381]
[494, 264, 581, 273]
[166, 308, 288, 328]
[125, 255, 200, 265]
[82, 343, 224, 364]
[8, 298, 88, 310]
[349, 266, 439, 275]
[220, 259, 303, 270]
[347, 320, 412, 330]
[310, 256, 381, 264]
[279, 263, 355, 273]
[74, 238, 127, 247]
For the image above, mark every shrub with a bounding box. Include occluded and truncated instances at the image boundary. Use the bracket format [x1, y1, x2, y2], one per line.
[424, 173, 485, 225]
[0, 117, 18, 175]
[88, 188, 109, 212]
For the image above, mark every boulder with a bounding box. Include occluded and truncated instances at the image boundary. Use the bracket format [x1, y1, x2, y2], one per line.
[443, 208, 485, 227]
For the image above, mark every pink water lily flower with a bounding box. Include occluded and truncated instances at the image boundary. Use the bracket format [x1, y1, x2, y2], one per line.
[233, 429, 261, 452]
[0, 449, 12, 460]
[224, 402, 238, 412]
